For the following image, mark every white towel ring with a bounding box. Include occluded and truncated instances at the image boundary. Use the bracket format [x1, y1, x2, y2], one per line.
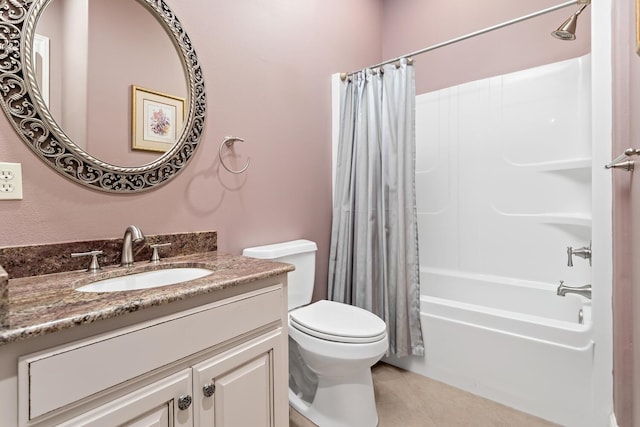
[219, 136, 250, 174]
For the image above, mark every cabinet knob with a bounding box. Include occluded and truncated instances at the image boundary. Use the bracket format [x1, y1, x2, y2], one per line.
[203, 383, 215, 397]
[178, 394, 192, 410]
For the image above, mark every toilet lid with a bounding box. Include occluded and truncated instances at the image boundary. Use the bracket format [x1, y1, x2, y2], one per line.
[289, 300, 387, 344]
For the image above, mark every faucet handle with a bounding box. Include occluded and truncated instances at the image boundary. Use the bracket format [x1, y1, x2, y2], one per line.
[566, 247, 574, 267]
[71, 250, 103, 272]
[149, 243, 171, 263]
[567, 242, 592, 267]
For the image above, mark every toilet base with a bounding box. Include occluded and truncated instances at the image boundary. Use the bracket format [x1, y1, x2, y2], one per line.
[289, 368, 379, 427]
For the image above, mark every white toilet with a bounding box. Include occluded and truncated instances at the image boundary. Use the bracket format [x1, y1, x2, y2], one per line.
[243, 239, 388, 427]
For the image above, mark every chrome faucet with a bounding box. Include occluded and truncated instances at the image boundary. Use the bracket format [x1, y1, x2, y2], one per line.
[556, 281, 591, 299]
[120, 225, 145, 267]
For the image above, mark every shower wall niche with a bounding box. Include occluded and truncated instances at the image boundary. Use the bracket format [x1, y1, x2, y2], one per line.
[416, 55, 592, 287]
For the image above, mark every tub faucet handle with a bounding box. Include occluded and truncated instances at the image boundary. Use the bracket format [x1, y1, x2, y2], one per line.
[567, 242, 592, 267]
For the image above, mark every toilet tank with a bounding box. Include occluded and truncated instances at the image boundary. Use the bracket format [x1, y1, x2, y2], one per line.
[242, 240, 317, 311]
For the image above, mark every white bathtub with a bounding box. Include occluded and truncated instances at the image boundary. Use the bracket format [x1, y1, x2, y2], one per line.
[384, 268, 594, 427]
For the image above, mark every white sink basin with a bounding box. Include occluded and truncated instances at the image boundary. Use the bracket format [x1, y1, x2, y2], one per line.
[75, 267, 214, 293]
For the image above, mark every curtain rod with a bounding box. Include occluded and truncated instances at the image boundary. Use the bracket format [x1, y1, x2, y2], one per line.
[341, 0, 579, 81]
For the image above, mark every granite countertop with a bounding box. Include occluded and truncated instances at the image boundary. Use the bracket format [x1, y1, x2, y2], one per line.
[0, 251, 294, 346]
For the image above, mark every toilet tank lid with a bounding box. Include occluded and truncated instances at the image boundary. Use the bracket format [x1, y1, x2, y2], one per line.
[242, 239, 317, 259]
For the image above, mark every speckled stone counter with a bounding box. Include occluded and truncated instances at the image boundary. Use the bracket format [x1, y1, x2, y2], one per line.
[0, 235, 293, 346]
[0, 230, 218, 279]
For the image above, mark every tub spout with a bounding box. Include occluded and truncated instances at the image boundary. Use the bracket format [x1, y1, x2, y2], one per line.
[556, 281, 591, 299]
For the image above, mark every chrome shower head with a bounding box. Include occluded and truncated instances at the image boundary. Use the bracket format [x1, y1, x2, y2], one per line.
[551, 3, 589, 41]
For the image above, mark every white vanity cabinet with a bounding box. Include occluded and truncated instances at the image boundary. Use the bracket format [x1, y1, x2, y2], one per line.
[193, 331, 282, 426]
[58, 369, 195, 427]
[4, 277, 288, 427]
[59, 331, 284, 427]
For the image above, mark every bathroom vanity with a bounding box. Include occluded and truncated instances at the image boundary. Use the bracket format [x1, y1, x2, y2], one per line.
[0, 246, 293, 427]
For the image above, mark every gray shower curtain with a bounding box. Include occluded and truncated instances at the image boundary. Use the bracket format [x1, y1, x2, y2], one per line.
[328, 59, 424, 357]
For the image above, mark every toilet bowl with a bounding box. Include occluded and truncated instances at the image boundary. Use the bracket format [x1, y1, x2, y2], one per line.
[242, 240, 388, 427]
[289, 300, 388, 426]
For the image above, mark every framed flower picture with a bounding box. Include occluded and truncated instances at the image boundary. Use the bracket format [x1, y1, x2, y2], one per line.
[131, 85, 185, 153]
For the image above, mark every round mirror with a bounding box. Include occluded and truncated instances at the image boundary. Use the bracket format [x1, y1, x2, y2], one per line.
[0, 0, 206, 192]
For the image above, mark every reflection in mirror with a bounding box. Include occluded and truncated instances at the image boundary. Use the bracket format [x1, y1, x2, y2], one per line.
[34, 0, 188, 167]
[32, 34, 50, 107]
[0, 0, 205, 192]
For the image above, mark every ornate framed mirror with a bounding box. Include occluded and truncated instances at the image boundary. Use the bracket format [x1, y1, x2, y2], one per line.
[0, 0, 206, 193]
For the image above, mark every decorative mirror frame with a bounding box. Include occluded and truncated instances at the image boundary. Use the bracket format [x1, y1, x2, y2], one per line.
[0, 0, 206, 193]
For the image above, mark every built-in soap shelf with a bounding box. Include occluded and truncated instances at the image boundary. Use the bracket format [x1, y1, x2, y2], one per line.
[535, 213, 591, 227]
[495, 210, 592, 228]
[512, 158, 592, 172]
[495, 157, 592, 229]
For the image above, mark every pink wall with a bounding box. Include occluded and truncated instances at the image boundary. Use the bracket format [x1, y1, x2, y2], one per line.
[0, 0, 382, 302]
[631, 35, 640, 426]
[382, 0, 590, 95]
[613, 0, 639, 425]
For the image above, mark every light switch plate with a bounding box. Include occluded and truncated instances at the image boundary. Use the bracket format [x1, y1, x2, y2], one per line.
[0, 162, 23, 200]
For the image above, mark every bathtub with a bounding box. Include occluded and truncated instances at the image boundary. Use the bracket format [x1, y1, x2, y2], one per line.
[384, 268, 594, 427]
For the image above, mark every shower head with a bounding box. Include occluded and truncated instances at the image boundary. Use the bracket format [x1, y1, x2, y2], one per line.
[551, 2, 589, 41]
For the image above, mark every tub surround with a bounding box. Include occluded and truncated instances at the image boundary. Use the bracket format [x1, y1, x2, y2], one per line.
[387, 56, 595, 426]
[0, 231, 294, 346]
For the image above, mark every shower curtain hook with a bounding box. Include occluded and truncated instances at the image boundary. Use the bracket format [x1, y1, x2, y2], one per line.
[219, 136, 250, 174]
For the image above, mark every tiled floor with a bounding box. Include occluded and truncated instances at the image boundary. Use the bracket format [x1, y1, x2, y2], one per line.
[289, 363, 558, 427]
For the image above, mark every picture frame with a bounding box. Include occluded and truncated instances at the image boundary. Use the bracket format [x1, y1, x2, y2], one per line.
[131, 85, 185, 153]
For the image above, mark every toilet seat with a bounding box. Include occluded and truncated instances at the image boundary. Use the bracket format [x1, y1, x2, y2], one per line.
[289, 300, 387, 344]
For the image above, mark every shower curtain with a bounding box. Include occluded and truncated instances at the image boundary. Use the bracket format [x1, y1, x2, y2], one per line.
[328, 59, 424, 357]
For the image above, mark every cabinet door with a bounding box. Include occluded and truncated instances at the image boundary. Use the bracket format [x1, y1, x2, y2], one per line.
[120, 404, 170, 427]
[58, 369, 193, 427]
[193, 331, 285, 427]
